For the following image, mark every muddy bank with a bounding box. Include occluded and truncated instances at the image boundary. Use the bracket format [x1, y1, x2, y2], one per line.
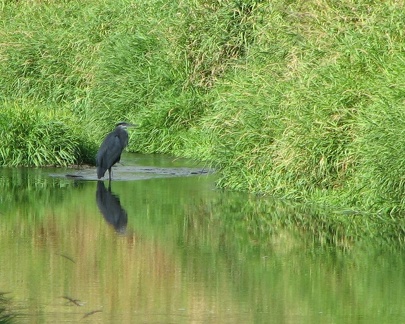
[51, 165, 213, 181]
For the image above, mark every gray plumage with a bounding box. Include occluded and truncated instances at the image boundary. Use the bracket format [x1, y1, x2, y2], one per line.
[96, 122, 135, 181]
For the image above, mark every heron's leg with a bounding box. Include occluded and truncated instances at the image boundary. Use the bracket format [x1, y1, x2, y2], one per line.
[108, 168, 112, 181]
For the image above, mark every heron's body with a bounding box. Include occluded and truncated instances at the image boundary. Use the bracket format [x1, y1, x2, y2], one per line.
[96, 122, 134, 181]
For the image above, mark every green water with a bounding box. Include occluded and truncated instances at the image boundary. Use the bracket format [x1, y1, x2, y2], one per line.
[0, 154, 405, 323]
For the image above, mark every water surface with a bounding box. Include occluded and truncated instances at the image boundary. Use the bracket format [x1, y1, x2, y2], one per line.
[1, 154, 405, 323]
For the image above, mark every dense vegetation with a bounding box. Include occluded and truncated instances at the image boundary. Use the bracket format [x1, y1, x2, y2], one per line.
[1, 0, 405, 214]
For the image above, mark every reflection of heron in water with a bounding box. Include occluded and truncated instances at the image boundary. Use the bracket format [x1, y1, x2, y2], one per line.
[96, 181, 128, 234]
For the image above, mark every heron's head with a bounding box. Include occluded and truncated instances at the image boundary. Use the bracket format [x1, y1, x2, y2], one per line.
[116, 122, 137, 129]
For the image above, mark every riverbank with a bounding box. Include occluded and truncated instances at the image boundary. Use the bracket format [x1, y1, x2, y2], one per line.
[1, 0, 405, 214]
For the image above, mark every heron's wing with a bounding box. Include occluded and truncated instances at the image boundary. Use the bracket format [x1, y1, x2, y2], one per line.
[107, 134, 125, 164]
[96, 133, 124, 178]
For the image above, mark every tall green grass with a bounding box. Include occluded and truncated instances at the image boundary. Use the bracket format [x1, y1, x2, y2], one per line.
[2, 0, 405, 213]
[0, 1, 96, 106]
[0, 101, 96, 166]
[87, 0, 210, 153]
[198, 1, 405, 213]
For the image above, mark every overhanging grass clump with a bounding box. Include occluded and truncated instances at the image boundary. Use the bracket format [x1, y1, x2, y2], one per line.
[0, 101, 96, 167]
[198, 1, 405, 213]
[353, 103, 405, 213]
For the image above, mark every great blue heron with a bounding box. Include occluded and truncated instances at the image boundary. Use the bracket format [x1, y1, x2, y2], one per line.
[96, 122, 136, 181]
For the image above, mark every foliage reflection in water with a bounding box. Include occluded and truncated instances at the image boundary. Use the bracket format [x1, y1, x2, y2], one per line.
[0, 154, 405, 323]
